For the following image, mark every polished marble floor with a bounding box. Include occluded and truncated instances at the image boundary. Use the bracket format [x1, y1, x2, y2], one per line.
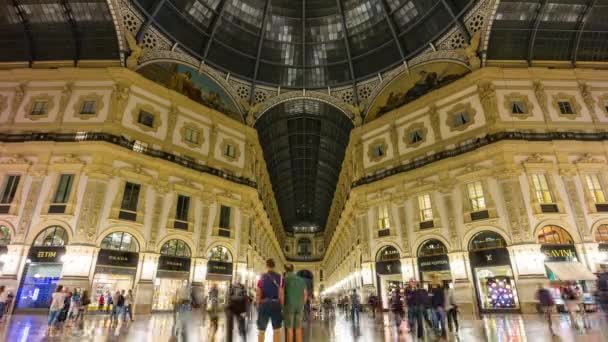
[0, 309, 607, 342]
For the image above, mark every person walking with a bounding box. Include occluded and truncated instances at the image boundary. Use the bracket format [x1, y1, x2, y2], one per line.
[368, 295, 377, 319]
[47, 285, 67, 335]
[226, 282, 248, 342]
[256, 258, 284, 342]
[563, 283, 582, 329]
[410, 284, 428, 340]
[207, 284, 220, 338]
[98, 293, 105, 311]
[405, 281, 417, 332]
[445, 286, 458, 333]
[66, 289, 81, 327]
[115, 290, 126, 324]
[173, 284, 193, 342]
[0, 286, 7, 323]
[390, 287, 404, 331]
[350, 289, 360, 325]
[536, 283, 555, 334]
[106, 291, 113, 313]
[283, 264, 307, 342]
[124, 289, 134, 322]
[429, 281, 446, 339]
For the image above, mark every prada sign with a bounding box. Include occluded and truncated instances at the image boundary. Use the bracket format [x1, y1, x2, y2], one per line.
[158, 256, 191, 272]
[469, 248, 511, 267]
[28, 246, 65, 263]
[375, 260, 401, 275]
[418, 255, 450, 272]
[541, 245, 578, 262]
[96, 249, 139, 268]
[207, 260, 233, 275]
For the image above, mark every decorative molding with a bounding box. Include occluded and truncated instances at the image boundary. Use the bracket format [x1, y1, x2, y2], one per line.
[179, 122, 205, 148]
[597, 94, 608, 117]
[72, 93, 105, 120]
[0, 95, 8, 114]
[23, 94, 55, 121]
[367, 138, 388, 163]
[131, 102, 162, 132]
[503, 92, 533, 120]
[403, 122, 428, 148]
[446, 102, 476, 132]
[253, 91, 355, 123]
[551, 93, 582, 120]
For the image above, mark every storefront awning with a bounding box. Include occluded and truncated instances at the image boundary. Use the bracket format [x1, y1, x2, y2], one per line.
[545, 262, 597, 281]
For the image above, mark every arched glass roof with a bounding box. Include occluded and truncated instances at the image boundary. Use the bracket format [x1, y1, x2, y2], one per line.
[133, 0, 474, 88]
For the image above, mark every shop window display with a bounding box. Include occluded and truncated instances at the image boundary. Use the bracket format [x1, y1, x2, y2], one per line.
[154, 239, 192, 311]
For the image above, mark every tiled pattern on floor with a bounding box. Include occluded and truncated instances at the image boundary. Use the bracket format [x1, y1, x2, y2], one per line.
[0, 310, 607, 341]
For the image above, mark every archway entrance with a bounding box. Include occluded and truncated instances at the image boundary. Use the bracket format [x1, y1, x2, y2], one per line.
[417, 239, 451, 289]
[205, 246, 233, 306]
[153, 239, 192, 311]
[375, 246, 401, 308]
[468, 231, 519, 312]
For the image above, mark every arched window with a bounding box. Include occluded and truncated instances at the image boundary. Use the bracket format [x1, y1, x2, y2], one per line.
[297, 238, 312, 256]
[208, 246, 232, 263]
[595, 224, 608, 243]
[469, 231, 506, 251]
[0, 225, 11, 245]
[418, 239, 447, 257]
[33, 226, 68, 247]
[160, 239, 191, 257]
[537, 225, 574, 245]
[100, 232, 139, 252]
[376, 246, 400, 262]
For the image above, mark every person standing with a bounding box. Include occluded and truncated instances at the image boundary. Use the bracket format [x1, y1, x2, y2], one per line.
[429, 282, 446, 339]
[283, 264, 307, 342]
[226, 282, 248, 342]
[115, 290, 126, 324]
[124, 289, 134, 322]
[536, 283, 555, 334]
[368, 295, 377, 319]
[405, 281, 417, 332]
[47, 285, 66, 335]
[0, 286, 7, 323]
[207, 284, 220, 338]
[66, 289, 81, 327]
[106, 291, 113, 313]
[256, 258, 284, 342]
[445, 286, 458, 333]
[98, 293, 105, 311]
[350, 289, 360, 325]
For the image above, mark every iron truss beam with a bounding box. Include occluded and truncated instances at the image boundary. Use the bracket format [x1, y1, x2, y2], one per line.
[527, 0, 549, 65]
[379, 0, 405, 59]
[250, 0, 271, 103]
[336, 0, 358, 104]
[203, 0, 228, 59]
[440, 0, 470, 42]
[59, 0, 80, 65]
[136, 0, 167, 43]
[572, 0, 597, 64]
[11, 0, 34, 65]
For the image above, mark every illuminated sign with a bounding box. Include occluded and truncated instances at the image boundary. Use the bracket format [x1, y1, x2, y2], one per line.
[28, 246, 65, 262]
[540, 245, 578, 262]
[207, 260, 233, 275]
[97, 249, 139, 268]
[418, 255, 450, 272]
[158, 256, 191, 272]
[469, 247, 511, 267]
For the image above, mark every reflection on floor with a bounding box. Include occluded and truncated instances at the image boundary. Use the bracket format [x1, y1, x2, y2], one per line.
[1, 309, 607, 341]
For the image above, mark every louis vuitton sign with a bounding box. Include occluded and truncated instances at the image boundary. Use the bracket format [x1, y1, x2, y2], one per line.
[418, 255, 450, 272]
[375, 260, 401, 275]
[469, 248, 511, 267]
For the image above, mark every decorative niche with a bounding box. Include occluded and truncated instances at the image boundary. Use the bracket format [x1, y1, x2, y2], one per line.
[220, 138, 241, 162]
[73, 93, 104, 119]
[180, 123, 204, 148]
[367, 138, 388, 162]
[503, 93, 533, 119]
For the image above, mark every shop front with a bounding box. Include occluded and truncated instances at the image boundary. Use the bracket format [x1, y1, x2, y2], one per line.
[538, 225, 596, 310]
[205, 246, 233, 306]
[90, 232, 139, 311]
[417, 239, 451, 288]
[468, 231, 519, 312]
[0, 225, 10, 275]
[594, 224, 608, 267]
[15, 226, 68, 312]
[375, 246, 402, 309]
[153, 239, 192, 311]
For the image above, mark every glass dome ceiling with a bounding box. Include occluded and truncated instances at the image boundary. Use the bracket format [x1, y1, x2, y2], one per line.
[133, 0, 474, 88]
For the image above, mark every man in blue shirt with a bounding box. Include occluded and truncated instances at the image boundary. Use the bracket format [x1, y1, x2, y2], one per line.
[256, 258, 284, 342]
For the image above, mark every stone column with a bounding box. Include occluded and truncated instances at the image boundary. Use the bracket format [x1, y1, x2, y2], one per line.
[0, 244, 29, 295]
[135, 252, 159, 314]
[149, 184, 168, 249]
[75, 172, 110, 242]
[400, 257, 416, 282]
[15, 169, 46, 242]
[509, 244, 547, 313]
[448, 251, 476, 316]
[59, 245, 97, 290]
[497, 169, 530, 243]
[439, 184, 460, 250]
[560, 167, 591, 240]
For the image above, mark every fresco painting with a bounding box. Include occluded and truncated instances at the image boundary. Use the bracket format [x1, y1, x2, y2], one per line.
[137, 62, 242, 122]
[366, 62, 470, 122]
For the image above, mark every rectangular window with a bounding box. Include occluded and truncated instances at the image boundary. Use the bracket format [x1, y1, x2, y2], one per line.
[219, 205, 231, 229]
[558, 101, 574, 115]
[372, 145, 385, 157]
[175, 195, 190, 222]
[224, 144, 236, 158]
[120, 182, 141, 212]
[0, 175, 21, 204]
[466, 181, 487, 212]
[410, 130, 422, 143]
[453, 112, 470, 127]
[418, 193, 433, 222]
[531, 174, 554, 204]
[585, 174, 606, 203]
[80, 100, 96, 115]
[137, 110, 155, 127]
[31, 101, 47, 115]
[52, 174, 74, 204]
[184, 127, 199, 144]
[377, 205, 390, 230]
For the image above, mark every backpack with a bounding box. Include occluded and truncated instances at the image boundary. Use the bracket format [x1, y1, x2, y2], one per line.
[538, 289, 554, 306]
[229, 286, 247, 314]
